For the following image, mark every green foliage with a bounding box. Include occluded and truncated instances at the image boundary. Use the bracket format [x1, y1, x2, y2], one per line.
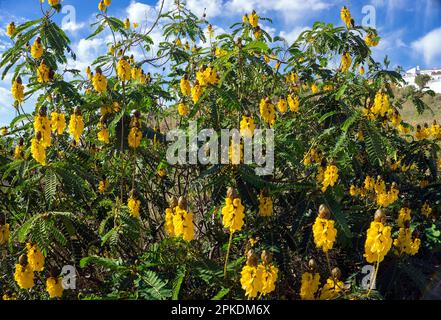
[0, 1, 440, 301]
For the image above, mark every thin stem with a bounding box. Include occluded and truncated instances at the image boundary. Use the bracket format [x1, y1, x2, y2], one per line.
[367, 260, 380, 297]
[223, 231, 234, 279]
[325, 251, 332, 275]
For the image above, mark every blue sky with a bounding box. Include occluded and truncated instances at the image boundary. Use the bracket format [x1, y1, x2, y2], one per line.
[0, 0, 441, 126]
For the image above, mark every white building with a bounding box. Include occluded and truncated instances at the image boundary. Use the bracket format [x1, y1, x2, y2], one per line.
[403, 66, 441, 93]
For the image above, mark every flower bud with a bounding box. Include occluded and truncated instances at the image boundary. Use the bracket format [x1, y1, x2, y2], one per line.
[178, 196, 187, 210]
[374, 209, 386, 223]
[331, 267, 341, 280]
[246, 250, 258, 267]
[261, 250, 273, 265]
[318, 204, 330, 219]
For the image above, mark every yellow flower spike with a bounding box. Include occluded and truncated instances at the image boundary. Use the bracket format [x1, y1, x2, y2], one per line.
[31, 37, 44, 60]
[319, 269, 345, 300]
[46, 268, 63, 299]
[180, 75, 191, 96]
[14, 255, 35, 290]
[128, 194, 141, 218]
[131, 67, 142, 81]
[128, 111, 142, 148]
[31, 132, 47, 166]
[249, 10, 259, 28]
[430, 120, 441, 138]
[259, 97, 276, 126]
[48, 0, 59, 6]
[0, 219, 10, 246]
[421, 201, 432, 217]
[172, 197, 194, 241]
[340, 52, 352, 72]
[240, 115, 255, 138]
[124, 18, 130, 29]
[26, 243, 45, 272]
[287, 94, 299, 113]
[177, 102, 188, 117]
[365, 32, 379, 47]
[34, 107, 52, 147]
[349, 185, 358, 197]
[97, 123, 109, 144]
[394, 227, 420, 256]
[257, 251, 278, 296]
[258, 189, 273, 217]
[100, 105, 113, 116]
[92, 67, 108, 93]
[300, 259, 320, 300]
[37, 60, 50, 83]
[253, 27, 262, 39]
[191, 81, 203, 104]
[6, 22, 16, 37]
[196, 66, 207, 86]
[364, 209, 392, 264]
[240, 250, 263, 298]
[14, 140, 25, 160]
[11, 76, 25, 103]
[128, 126, 142, 148]
[164, 207, 175, 236]
[112, 101, 121, 112]
[98, 178, 108, 194]
[203, 66, 219, 85]
[164, 197, 178, 237]
[104, 0, 111, 6]
[321, 163, 339, 192]
[117, 58, 131, 81]
[277, 97, 287, 114]
[68, 107, 84, 143]
[372, 91, 390, 117]
[221, 188, 245, 233]
[340, 6, 352, 28]
[286, 72, 299, 84]
[50, 111, 66, 135]
[312, 204, 337, 253]
[397, 207, 411, 228]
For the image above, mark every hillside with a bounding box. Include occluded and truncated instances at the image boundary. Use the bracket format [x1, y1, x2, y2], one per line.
[397, 86, 441, 125]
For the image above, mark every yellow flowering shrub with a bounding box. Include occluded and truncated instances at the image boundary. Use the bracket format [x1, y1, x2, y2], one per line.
[0, 2, 439, 301]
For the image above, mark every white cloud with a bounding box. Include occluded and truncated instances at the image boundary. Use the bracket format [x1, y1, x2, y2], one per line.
[0, 86, 14, 127]
[187, 0, 223, 18]
[279, 27, 308, 45]
[62, 20, 86, 33]
[225, 0, 331, 22]
[374, 29, 406, 51]
[66, 37, 108, 73]
[126, 1, 156, 24]
[160, 0, 223, 18]
[411, 27, 441, 65]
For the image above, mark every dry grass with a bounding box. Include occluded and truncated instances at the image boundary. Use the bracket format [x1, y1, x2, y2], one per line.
[396, 87, 441, 125]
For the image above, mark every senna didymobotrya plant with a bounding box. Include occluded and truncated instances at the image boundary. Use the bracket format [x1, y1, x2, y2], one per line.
[0, 1, 440, 300]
